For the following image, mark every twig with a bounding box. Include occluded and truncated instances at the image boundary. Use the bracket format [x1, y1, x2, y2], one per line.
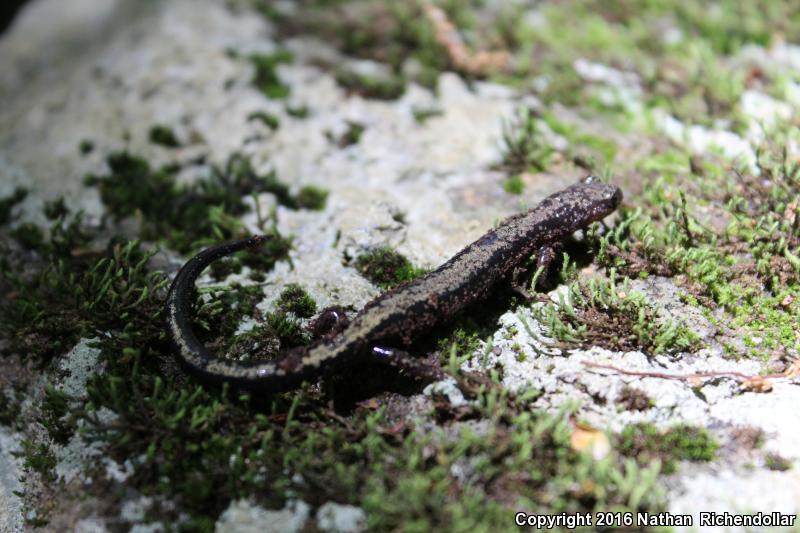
[581, 360, 793, 393]
[583, 361, 752, 380]
[421, 2, 511, 76]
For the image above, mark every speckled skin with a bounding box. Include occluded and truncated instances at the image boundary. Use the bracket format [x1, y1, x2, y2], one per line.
[165, 176, 622, 391]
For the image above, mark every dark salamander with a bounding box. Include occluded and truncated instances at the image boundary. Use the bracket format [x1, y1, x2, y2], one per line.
[165, 176, 622, 391]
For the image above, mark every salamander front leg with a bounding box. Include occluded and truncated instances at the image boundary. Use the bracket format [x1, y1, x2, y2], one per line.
[511, 244, 557, 301]
[369, 346, 447, 382]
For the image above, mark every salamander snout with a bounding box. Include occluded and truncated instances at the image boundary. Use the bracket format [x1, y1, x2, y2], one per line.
[607, 184, 623, 208]
[577, 176, 623, 219]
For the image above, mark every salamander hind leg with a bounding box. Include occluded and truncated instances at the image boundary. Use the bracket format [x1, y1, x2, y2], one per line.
[370, 346, 447, 382]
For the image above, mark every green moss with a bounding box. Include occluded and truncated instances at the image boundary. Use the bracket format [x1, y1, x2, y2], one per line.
[329, 120, 365, 147]
[285, 105, 309, 118]
[532, 270, 699, 355]
[616, 386, 653, 412]
[39, 386, 75, 445]
[84, 152, 301, 254]
[272, 2, 454, 92]
[293, 186, 328, 210]
[0, 387, 22, 426]
[247, 111, 280, 130]
[17, 439, 57, 482]
[198, 282, 311, 359]
[196, 279, 261, 323]
[43, 197, 68, 221]
[498, 108, 553, 175]
[250, 50, 293, 99]
[765, 453, 792, 472]
[354, 246, 427, 290]
[276, 283, 317, 318]
[438, 327, 482, 359]
[11, 222, 43, 250]
[595, 142, 800, 360]
[541, 112, 617, 166]
[1, 215, 166, 362]
[148, 125, 181, 148]
[411, 107, 442, 124]
[618, 423, 718, 474]
[334, 69, 406, 100]
[0, 187, 27, 225]
[84, 152, 174, 220]
[14, 438, 58, 527]
[79, 139, 94, 155]
[502, 174, 525, 195]
[265, 311, 310, 349]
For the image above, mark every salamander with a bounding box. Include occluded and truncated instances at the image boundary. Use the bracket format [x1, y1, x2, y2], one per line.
[165, 176, 622, 391]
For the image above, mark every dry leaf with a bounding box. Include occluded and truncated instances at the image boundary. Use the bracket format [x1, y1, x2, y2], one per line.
[741, 376, 773, 393]
[784, 200, 798, 225]
[688, 376, 704, 387]
[422, 2, 510, 76]
[784, 359, 800, 378]
[570, 421, 610, 460]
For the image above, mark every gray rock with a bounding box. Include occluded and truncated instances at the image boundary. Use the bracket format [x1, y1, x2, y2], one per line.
[215, 499, 311, 533]
[316, 502, 367, 533]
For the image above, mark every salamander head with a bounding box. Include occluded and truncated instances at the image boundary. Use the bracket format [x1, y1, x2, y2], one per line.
[574, 175, 623, 221]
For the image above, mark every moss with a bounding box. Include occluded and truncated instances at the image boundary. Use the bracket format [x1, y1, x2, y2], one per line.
[541, 112, 618, 166]
[1, 220, 166, 362]
[11, 222, 43, 250]
[43, 197, 69, 221]
[616, 386, 653, 412]
[532, 269, 699, 355]
[276, 283, 317, 318]
[195, 281, 312, 359]
[84, 152, 301, 254]
[247, 111, 280, 130]
[205, 229, 294, 282]
[39, 386, 75, 445]
[17, 439, 57, 482]
[78, 139, 95, 155]
[249, 50, 293, 99]
[246, 229, 295, 271]
[618, 423, 718, 474]
[0, 387, 22, 426]
[498, 108, 553, 175]
[594, 141, 800, 360]
[293, 186, 328, 211]
[502, 174, 525, 195]
[329, 120, 365, 148]
[285, 105, 309, 118]
[265, 311, 310, 349]
[764, 453, 792, 472]
[0, 186, 27, 225]
[148, 125, 181, 148]
[84, 152, 175, 220]
[354, 246, 427, 290]
[268, 1, 508, 90]
[334, 69, 406, 100]
[14, 438, 58, 527]
[438, 326, 482, 358]
[411, 107, 443, 124]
